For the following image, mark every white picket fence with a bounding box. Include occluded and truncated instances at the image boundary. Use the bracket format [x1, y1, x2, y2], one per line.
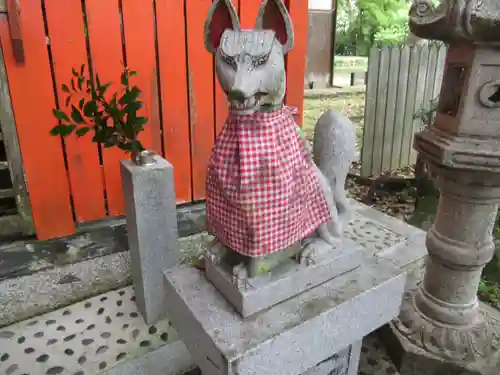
[360, 44, 447, 177]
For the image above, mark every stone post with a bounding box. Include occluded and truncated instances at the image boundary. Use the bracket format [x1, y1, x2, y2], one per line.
[120, 150, 180, 325]
[380, 1, 500, 374]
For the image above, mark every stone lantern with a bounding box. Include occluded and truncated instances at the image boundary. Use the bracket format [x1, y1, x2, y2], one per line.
[383, 1, 500, 374]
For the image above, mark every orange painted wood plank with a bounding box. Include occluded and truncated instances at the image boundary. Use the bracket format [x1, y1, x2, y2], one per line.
[44, 0, 106, 224]
[185, 0, 216, 200]
[155, 0, 192, 203]
[215, 0, 239, 136]
[285, 0, 308, 126]
[85, 0, 126, 216]
[121, 0, 158, 154]
[0, 11, 74, 239]
[239, 0, 261, 28]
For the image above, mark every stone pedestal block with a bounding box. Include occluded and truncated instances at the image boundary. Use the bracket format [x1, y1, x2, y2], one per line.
[163, 257, 406, 375]
[204, 238, 364, 317]
[121, 155, 180, 324]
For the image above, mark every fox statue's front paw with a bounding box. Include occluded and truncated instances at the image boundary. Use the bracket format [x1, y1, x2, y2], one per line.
[298, 243, 316, 266]
[232, 263, 249, 290]
[298, 235, 341, 266]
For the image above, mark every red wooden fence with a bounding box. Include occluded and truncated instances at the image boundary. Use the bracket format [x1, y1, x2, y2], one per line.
[0, 0, 308, 240]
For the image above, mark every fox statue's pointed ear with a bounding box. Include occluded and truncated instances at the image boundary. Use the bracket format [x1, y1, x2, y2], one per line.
[254, 0, 294, 54]
[204, 0, 240, 54]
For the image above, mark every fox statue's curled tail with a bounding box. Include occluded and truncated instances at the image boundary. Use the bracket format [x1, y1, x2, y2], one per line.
[313, 109, 357, 246]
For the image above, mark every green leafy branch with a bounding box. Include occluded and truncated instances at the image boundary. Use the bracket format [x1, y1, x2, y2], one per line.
[478, 279, 500, 309]
[50, 64, 147, 157]
[414, 96, 439, 127]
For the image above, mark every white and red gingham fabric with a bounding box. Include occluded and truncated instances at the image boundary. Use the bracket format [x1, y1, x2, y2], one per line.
[205, 106, 331, 257]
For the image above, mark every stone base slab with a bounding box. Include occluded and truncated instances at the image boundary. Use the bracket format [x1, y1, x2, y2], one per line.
[379, 303, 500, 375]
[163, 257, 406, 375]
[204, 238, 364, 317]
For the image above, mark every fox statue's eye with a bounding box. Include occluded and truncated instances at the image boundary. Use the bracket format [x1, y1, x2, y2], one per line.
[253, 55, 268, 67]
[221, 53, 237, 69]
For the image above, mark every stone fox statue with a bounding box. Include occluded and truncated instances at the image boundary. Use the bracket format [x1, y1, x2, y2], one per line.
[204, 0, 356, 279]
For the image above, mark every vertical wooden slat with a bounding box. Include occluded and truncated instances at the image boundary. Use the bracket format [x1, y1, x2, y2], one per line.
[44, 0, 106, 224]
[85, 0, 126, 216]
[422, 44, 439, 110]
[122, 0, 158, 154]
[408, 45, 429, 164]
[284, 0, 308, 125]
[360, 47, 380, 177]
[0, 39, 33, 234]
[214, 0, 239, 136]
[399, 46, 421, 167]
[390, 46, 410, 170]
[380, 46, 400, 172]
[185, 0, 215, 200]
[370, 47, 390, 177]
[239, 0, 261, 28]
[0, 9, 74, 239]
[155, 0, 192, 203]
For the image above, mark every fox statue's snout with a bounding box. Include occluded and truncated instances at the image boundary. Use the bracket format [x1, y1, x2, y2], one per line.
[205, 0, 357, 246]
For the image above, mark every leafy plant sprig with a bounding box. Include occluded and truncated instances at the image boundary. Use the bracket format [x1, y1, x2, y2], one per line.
[50, 64, 147, 158]
[413, 96, 439, 128]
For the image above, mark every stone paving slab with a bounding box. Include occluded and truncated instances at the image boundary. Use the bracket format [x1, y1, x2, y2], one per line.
[0, 284, 400, 375]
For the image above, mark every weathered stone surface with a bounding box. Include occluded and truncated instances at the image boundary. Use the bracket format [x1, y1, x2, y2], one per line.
[380, 303, 500, 375]
[0, 202, 206, 282]
[204, 237, 364, 317]
[121, 156, 180, 324]
[409, 0, 500, 44]
[0, 199, 426, 329]
[0, 284, 399, 375]
[301, 342, 361, 375]
[164, 257, 406, 375]
[381, 3, 500, 373]
[0, 251, 132, 329]
[102, 340, 195, 375]
[0, 231, 212, 329]
[203, 0, 357, 280]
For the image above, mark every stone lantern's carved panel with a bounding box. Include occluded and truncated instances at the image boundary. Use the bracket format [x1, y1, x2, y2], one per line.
[478, 80, 500, 109]
[437, 64, 467, 118]
[433, 46, 500, 138]
[409, 0, 500, 45]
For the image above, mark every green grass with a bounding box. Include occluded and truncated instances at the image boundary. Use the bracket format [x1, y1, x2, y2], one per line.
[303, 90, 365, 150]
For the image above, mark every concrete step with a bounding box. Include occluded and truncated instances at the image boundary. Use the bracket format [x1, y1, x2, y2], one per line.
[0, 232, 212, 329]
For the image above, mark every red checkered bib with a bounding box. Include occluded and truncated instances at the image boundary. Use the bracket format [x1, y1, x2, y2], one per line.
[206, 106, 331, 257]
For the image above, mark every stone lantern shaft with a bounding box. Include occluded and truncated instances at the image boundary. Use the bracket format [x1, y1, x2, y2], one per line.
[382, 1, 500, 374]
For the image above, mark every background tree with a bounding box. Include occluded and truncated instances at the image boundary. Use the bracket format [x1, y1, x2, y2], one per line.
[335, 0, 411, 56]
